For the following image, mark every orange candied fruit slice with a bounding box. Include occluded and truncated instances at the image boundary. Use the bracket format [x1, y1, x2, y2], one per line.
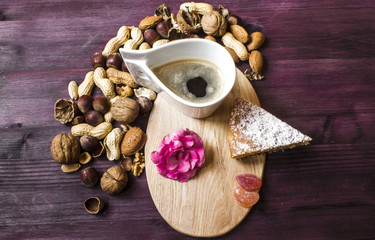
[233, 185, 260, 208]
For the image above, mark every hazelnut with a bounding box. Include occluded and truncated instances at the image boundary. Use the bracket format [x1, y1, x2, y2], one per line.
[100, 165, 128, 194]
[84, 197, 104, 214]
[51, 133, 80, 164]
[80, 135, 99, 152]
[93, 96, 110, 114]
[111, 97, 139, 124]
[227, 14, 242, 26]
[77, 95, 93, 114]
[106, 53, 122, 69]
[121, 61, 129, 72]
[156, 20, 171, 38]
[91, 52, 106, 69]
[80, 167, 99, 187]
[144, 29, 160, 45]
[85, 110, 103, 126]
[120, 156, 133, 172]
[71, 115, 85, 125]
[135, 96, 153, 114]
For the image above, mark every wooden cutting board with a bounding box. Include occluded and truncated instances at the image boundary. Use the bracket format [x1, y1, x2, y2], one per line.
[145, 68, 266, 237]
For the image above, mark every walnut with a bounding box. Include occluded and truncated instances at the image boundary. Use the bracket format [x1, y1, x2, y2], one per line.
[100, 165, 128, 194]
[132, 152, 145, 177]
[201, 11, 228, 37]
[51, 133, 80, 164]
[54, 99, 78, 124]
[111, 97, 139, 124]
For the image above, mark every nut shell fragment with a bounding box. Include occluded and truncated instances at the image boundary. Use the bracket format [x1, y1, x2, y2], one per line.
[180, 2, 214, 15]
[61, 163, 81, 173]
[54, 99, 78, 124]
[79, 152, 93, 165]
[84, 197, 104, 214]
[92, 141, 105, 158]
[134, 87, 157, 101]
[176, 9, 201, 34]
[155, 4, 171, 21]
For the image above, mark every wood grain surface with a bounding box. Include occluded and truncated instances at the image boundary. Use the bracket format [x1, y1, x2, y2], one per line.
[1, 1, 375, 239]
[145, 69, 265, 237]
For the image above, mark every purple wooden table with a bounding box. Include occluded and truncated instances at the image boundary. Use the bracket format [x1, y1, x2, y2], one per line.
[1, 1, 375, 239]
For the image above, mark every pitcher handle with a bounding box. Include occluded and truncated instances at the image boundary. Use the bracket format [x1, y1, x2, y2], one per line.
[119, 48, 163, 93]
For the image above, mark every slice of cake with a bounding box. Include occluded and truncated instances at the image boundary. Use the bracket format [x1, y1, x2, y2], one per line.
[228, 98, 312, 158]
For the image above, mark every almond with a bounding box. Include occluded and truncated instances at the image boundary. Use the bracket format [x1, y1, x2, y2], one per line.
[224, 46, 239, 63]
[247, 32, 265, 51]
[249, 50, 263, 74]
[138, 16, 163, 30]
[229, 24, 249, 44]
[120, 127, 147, 156]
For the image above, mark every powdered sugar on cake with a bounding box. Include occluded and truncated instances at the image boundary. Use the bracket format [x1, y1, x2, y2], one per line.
[229, 98, 312, 158]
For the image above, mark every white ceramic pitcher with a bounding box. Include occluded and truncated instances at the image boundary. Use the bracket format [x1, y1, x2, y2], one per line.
[119, 39, 236, 118]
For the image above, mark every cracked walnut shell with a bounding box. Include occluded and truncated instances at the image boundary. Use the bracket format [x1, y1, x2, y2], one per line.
[51, 133, 80, 164]
[54, 99, 78, 124]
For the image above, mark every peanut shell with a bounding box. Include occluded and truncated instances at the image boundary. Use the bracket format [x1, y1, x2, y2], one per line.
[224, 47, 240, 63]
[68, 81, 78, 100]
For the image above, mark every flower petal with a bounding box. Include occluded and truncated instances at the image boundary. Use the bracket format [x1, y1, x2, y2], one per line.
[151, 129, 205, 182]
[166, 153, 179, 170]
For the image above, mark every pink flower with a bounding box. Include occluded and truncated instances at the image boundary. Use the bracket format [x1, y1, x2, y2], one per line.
[151, 128, 205, 182]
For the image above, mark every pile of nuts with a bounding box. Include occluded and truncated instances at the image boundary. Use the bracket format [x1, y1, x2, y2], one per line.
[136, 3, 266, 80]
[50, 2, 266, 214]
